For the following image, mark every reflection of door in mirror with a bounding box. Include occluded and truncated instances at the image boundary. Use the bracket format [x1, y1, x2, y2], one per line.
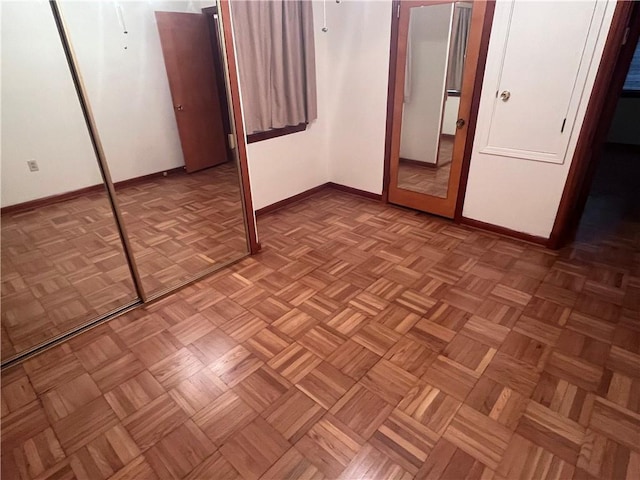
[155, 11, 228, 174]
[389, 0, 486, 218]
[0, 1, 140, 363]
[57, 1, 250, 299]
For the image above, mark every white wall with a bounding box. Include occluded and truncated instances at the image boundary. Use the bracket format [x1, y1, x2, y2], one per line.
[1, 1, 102, 207]
[442, 96, 460, 136]
[1, 0, 214, 207]
[324, 0, 391, 195]
[462, 0, 615, 238]
[59, 0, 214, 183]
[241, 0, 391, 208]
[400, 4, 453, 164]
[243, 1, 330, 211]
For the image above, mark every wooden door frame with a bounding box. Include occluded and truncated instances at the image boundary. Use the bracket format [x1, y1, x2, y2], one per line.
[381, 0, 496, 222]
[203, 5, 234, 162]
[218, 0, 261, 254]
[548, 1, 640, 249]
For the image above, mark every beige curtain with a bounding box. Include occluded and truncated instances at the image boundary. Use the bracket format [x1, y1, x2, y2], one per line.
[231, 0, 317, 135]
[446, 5, 471, 92]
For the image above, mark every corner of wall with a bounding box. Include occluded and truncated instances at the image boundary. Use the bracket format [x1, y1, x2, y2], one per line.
[324, 0, 392, 195]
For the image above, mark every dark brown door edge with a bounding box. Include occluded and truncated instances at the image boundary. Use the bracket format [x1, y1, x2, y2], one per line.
[219, 0, 261, 254]
[380, 0, 496, 217]
[382, 0, 401, 204]
[453, 1, 496, 221]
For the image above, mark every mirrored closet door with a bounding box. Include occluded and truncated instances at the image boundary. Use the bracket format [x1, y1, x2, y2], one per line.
[388, 0, 489, 218]
[1, 1, 140, 363]
[1, 0, 250, 365]
[57, 0, 249, 300]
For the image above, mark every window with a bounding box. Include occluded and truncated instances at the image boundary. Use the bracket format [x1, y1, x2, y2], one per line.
[231, 0, 317, 143]
[446, 3, 472, 94]
[622, 41, 640, 95]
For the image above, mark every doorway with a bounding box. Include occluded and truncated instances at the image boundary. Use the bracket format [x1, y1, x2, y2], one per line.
[573, 41, 640, 244]
[383, 0, 494, 218]
[549, 1, 640, 249]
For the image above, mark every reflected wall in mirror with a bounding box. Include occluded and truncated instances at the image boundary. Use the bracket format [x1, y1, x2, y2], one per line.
[58, 1, 249, 297]
[397, 2, 472, 198]
[1, 1, 138, 361]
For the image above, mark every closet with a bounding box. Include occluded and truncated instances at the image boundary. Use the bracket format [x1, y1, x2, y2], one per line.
[0, 0, 251, 366]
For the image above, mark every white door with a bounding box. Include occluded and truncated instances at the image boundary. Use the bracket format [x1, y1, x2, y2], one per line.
[476, 0, 607, 164]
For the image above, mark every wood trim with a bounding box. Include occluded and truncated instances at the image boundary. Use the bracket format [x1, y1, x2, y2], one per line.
[460, 216, 547, 246]
[255, 184, 329, 217]
[399, 157, 438, 169]
[327, 182, 383, 201]
[255, 182, 382, 217]
[114, 167, 185, 190]
[247, 123, 308, 144]
[203, 5, 234, 160]
[454, 0, 495, 221]
[219, 0, 261, 254]
[1, 184, 103, 215]
[382, 0, 401, 203]
[548, 1, 639, 249]
[1, 168, 186, 215]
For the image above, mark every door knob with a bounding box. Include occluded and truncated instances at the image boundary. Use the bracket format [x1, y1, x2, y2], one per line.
[175, 104, 184, 111]
[500, 91, 511, 102]
[456, 118, 466, 129]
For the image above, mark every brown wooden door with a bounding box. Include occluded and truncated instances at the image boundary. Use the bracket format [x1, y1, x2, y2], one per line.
[155, 12, 228, 173]
[387, 0, 490, 218]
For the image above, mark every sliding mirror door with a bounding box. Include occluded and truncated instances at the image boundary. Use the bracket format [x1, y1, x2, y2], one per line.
[1, 1, 140, 363]
[58, 0, 249, 299]
[388, 0, 488, 218]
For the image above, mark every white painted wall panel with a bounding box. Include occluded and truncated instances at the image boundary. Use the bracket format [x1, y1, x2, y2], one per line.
[1, 1, 102, 207]
[442, 96, 461, 136]
[324, 0, 392, 194]
[476, 0, 605, 164]
[463, 0, 616, 237]
[400, 3, 453, 164]
[1, 0, 214, 207]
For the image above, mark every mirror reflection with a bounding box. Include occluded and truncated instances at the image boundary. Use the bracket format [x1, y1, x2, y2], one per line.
[397, 2, 472, 198]
[1, 0, 250, 363]
[1, 1, 138, 361]
[58, 1, 249, 297]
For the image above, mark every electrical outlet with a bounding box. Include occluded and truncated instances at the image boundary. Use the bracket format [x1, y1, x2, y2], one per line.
[27, 160, 39, 172]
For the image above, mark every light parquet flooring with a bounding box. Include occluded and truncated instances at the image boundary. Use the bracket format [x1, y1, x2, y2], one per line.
[1, 163, 247, 361]
[397, 136, 454, 197]
[2, 189, 639, 479]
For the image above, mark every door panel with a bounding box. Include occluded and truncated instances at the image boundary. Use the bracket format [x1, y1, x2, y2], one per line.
[477, 1, 603, 164]
[388, 0, 489, 218]
[400, 3, 454, 173]
[156, 12, 228, 173]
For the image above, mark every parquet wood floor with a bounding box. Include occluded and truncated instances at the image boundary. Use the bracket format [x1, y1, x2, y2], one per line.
[1, 163, 247, 361]
[398, 137, 454, 198]
[2, 189, 639, 479]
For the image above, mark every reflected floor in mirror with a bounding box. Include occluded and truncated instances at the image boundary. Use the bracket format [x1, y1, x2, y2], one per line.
[1, 192, 137, 361]
[0, 162, 247, 361]
[397, 136, 454, 197]
[116, 162, 248, 295]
